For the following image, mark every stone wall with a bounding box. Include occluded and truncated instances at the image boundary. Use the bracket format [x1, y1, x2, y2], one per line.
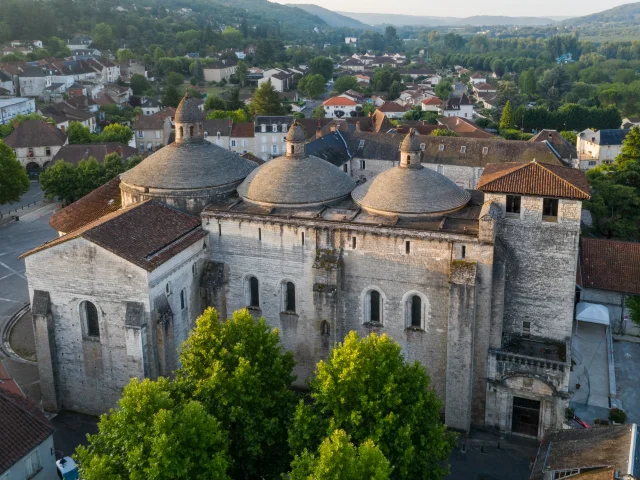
[204, 213, 495, 432]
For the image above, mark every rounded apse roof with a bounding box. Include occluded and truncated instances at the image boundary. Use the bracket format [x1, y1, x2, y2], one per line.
[237, 154, 356, 207]
[120, 142, 256, 190]
[352, 166, 470, 217]
[174, 95, 203, 123]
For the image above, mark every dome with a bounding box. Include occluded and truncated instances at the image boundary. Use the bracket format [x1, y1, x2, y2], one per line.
[237, 124, 355, 207]
[400, 128, 423, 152]
[175, 94, 203, 123]
[352, 166, 470, 217]
[286, 121, 306, 142]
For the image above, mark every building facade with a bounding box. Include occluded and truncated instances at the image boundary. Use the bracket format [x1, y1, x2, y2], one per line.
[0, 97, 36, 125]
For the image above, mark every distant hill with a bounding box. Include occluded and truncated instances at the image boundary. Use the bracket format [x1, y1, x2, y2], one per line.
[336, 11, 557, 26]
[562, 1, 640, 26]
[295, 4, 368, 27]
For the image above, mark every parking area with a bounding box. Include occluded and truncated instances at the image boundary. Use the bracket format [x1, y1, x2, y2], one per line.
[613, 339, 640, 424]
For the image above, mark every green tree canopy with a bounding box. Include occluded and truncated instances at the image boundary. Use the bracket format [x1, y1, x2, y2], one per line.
[165, 72, 185, 87]
[204, 95, 226, 111]
[430, 128, 458, 137]
[206, 109, 249, 123]
[0, 141, 30, 204]
[67, 122, 95, 144]
[309, 56, 334, 81]
[289, 429, 392, 480]
[434, 80, 452, 100]
[177, 308, 296, 480]
[130, 74, 151, 95]
[40, 160, 79, 205]
[500, 100, 514, 129]
[162, 85, 181, 108]
[288, 332, 455, 480]
[250, 81, 284, 116]
[235, 60, 248, 87]
[100, 124, 133, 144]
[298, 74, 325, 99]
[75, 377, 230, 480]
[333, 76, 359, 94]
[91, 23, 114, 51]
[116, 49, 136, 63]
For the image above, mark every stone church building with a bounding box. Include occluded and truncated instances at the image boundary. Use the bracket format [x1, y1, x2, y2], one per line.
[22, 94, 590, 438]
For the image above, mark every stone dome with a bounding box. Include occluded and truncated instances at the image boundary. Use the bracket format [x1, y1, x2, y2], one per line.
[120, 141, 256, 213]
[175, 94, 203, 123]
[237, 124, 355, 207]
[352, 130, 470, 217]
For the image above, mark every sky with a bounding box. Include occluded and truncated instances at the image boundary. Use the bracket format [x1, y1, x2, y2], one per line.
[272, 0, 637, 19]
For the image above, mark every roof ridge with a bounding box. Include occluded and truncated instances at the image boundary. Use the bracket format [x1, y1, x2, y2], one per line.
[537, 162, 589, 197]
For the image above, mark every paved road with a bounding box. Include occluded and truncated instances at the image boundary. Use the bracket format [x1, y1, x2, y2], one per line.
[614, 339, 640, 424]
[0, 212, 57, 348]
[0, 181, 45, 215]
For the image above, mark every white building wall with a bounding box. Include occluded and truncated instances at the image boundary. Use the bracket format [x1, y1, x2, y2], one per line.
[0, 435, 57, 480]
[0, 98, 36, 125]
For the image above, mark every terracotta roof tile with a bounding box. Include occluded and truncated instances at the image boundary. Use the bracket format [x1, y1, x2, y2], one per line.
[0, 390, 54, 473]
[323, 96, 357, 106]
[24, 201, 205, 271]
[231, 122, 254, 137]
[377, 102, 407, 113]
[4, 120, 67, 148]
[49, 177, 122, 233]
[579, 238, 640, 295]
[477, 161, 590, 199]
[422, 97, 444, 105]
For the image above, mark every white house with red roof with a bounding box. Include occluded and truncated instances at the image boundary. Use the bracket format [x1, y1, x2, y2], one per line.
[421, 97, 445, 112]
[377, 101, 407, 119]
[322, 95, 358, 119]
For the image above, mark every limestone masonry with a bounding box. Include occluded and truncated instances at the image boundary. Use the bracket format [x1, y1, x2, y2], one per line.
[21, 93, 591, 438]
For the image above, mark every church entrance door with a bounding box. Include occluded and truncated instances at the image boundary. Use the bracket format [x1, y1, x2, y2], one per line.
[511, 396, 540, 437]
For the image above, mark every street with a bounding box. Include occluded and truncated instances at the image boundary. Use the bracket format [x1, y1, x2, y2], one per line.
[0, 181, 45, 216]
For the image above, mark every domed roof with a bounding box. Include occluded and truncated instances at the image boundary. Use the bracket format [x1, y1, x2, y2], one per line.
[400, 128, 423, 152]
[286, 121, 306, 142]
[120, 141, 256, 190]
[175, 94, 203, 123]
[352, 166, 470, 217]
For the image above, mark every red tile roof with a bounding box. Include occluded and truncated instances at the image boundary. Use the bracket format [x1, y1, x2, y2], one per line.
[477, 161, 590, 200]
[323, 96, 357, 107]
[23, 201, 206, 271]
[0, 362, 23, 398]
[579, 238, 640, 295]
[0, 390, 54, 473]
[422, 97, 444, 105]
[377, 102, 407, 113]
[231, 122, 254, 137]
[49, 177, 122, 233]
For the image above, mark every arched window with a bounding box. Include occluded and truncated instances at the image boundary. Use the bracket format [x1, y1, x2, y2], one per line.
[321, 320, 330, 336]
[370, 290, 381, 322]
[290, 145, 295, 154]
[411, 296, 422, 327]
[283, 281, 296, 313]
[189, 125, 194, 137]
[179, 126, 184, 139]
[81, 301, 99, 338]
[249, 277, 259, 308]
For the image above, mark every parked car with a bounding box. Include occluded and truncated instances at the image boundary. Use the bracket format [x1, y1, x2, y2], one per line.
[56, 457, 79, 480]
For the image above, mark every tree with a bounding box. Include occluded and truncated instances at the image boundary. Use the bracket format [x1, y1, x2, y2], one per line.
[130, 74, 151, 95]
[204, 95, 226, 111]
[430, 128, 458, 137]
[165, 72, 185, 87]
[91, 23, 114, 51]
[384, 26, 397, 43]
[434, 80, 452, 100]
[75, 378, 230, 480]
[192, 59, 204, 83]
[309, 56, 334, 81]
[500, 100, 514, 130]
[162, 85, 181, 108]
[177, 308, 296, 480]
[312, 105, 326, 119]
[206, 109, 249, 123]
[235, 60, 248, 87]
[100, 124, 133, 144]
[0, 141, 29, 205]
[250, 81, 284, 116]
[298, 74, 325, 99]
[116, 49, 136, 63]
[67, 122, 95, 144]
[388, 81, 403, 101]
[560, 130, 577, 146]
[627, 296, 640, 327]
[226, 88, 243, 110]
[40, 160, 79, 205]
[289, 430, 392, 480]
[288, 332, 456, 480]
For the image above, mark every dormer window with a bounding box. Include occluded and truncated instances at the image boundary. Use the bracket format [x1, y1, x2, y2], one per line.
[217, 131, 220, 137]
[261, 124, 266, 132]
[460, 146, 466, 153]
[439, 144, 444, 151]
[482, 147, 488, 154]
[282, 124, 287, 132]
[272, 123, 277, 132]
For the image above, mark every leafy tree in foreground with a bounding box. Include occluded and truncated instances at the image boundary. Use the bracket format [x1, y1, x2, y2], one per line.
[100, 123, 134, 144]
[40, 160, 78, 205]
[0, 141, 30, 205]
[250, 81, 284, 116]
[75, 377, 230, 480]
[177, 308, 296, 480]
[288, 331, 455, 480]
[289, 429, 392, 480]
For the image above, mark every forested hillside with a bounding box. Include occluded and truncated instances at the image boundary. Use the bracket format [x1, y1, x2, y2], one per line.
[295, 4, 369, 28]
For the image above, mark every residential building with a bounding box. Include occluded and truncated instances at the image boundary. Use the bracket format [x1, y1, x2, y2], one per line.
[376, 101, 407, 119]
[421, 97, 445, 112]
[529, 130, 577, 167]
[141, 97, 162, 116]
[133, 113, 173, 154]
[52, 143, 138, 167]
[470, 72, 487, 84]
[65, 95, 99, 113]
[203, 59, 237, 83]
[439, 93, 474, 119]
[119, 61, 146, 81]
[18, 65, 54, 97]
[436, 117, 495, 139]
[621, 116, 640, 129]
[345, 37, 357, 45]
[253, 116, 291, 160]
[577, 129, 628, 170]
[354, 74, 370, 84]
[106, 84, 132, 105]
[39, 102, 96, 132]
[577, 237, 640, 336]
[230, 122, 254, 155]
[3, 119, 67, 172]
[203, 119, 232, 149]
[66, 35, 92, 51]
[21, 99, 590, 441]
[0, 97, 35, 125]
[0, 389, 56, 480]
[257, 69, 294, 92]
[472, 82, 496, 94]
[530, 425, 639, 479]
[340, 58, 365, 72]
[323, 96, 358, 119]
[0, 69, 15, 94]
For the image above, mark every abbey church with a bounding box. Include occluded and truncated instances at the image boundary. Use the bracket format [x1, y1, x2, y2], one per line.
[22, 94, 590, 438]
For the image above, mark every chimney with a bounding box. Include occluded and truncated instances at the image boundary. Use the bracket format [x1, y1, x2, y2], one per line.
[12, 120, 19, 129]
[136, 114, 140, 120]
[355, 121, 361, 132]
